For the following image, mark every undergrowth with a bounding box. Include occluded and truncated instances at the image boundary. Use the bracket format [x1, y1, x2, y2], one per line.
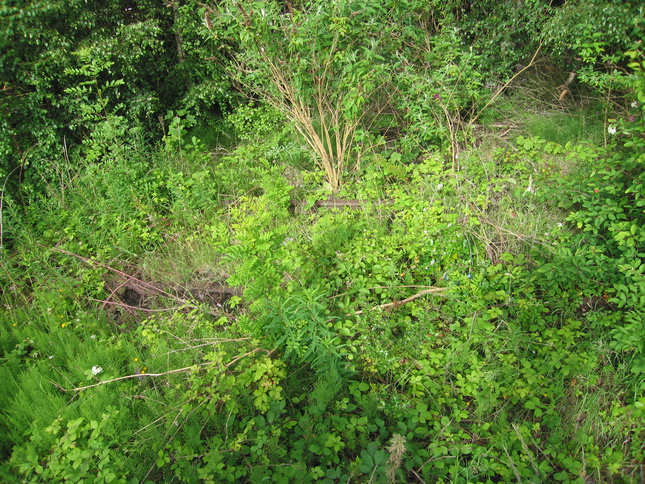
[2, 36, 645, 484]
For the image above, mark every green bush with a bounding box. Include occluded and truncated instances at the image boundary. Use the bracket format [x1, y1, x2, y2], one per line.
[3, 4, 645, 483]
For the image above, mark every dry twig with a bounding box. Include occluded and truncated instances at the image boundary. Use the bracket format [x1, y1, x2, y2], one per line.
[57, 348, 266, 392]
[353, 287, 448, 316]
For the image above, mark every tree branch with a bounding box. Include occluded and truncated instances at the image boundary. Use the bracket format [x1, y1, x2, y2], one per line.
[57, 348, 267, 392]
[353, 287, 448, 316]
[468, 43, 543, 126]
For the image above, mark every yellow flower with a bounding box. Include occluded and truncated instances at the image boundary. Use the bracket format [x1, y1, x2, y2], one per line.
[61, 323, 66, 328]
[134, 358, 139, 362]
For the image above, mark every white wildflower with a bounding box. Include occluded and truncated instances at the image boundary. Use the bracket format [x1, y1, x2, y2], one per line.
[631, 101, 639, 109]
[91, 366, 103, 376]
[90, 334, 96, 339]
[607, 126, 617, 135]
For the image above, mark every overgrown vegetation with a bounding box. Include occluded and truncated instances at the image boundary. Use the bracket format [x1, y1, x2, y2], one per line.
[2, 1, 645, 482]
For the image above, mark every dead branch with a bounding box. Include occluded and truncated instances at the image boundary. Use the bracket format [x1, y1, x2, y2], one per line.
[58, 348, 266, 392]
[469, 43, 543, 126]
[353, 287, 448, 316]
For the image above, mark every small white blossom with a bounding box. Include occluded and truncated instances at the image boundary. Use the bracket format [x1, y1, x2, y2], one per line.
[436, 183, 443, 190]
[608, 126, 617, 135]
[91, 366, 103, 376]
[90, 334, 96, 339]
[49, 355, 54, 360]
[557, 223, 564, 227]
[631, 101, 639, 108]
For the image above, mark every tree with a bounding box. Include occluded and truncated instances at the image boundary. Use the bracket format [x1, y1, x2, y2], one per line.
[213, 0, 401, 191]
[0, 1, 230, 199]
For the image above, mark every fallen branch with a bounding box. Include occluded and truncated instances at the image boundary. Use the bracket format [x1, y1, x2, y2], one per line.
[56, 363, 212, 392]
[58, 348, 266, 392]
[353, 287, 448, 316]
[331, 284, 442, 299]
[469, 43, 543, 126]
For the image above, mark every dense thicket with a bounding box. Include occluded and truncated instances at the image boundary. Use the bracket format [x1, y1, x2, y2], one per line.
[1, 1, 645, 482]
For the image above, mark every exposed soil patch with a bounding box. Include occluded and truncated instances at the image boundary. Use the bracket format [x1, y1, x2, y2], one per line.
[103, 273, 243, 315]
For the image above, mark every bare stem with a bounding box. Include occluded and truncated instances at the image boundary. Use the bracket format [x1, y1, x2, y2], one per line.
[469, 43, 543, 126]
[353, 287, 448, 316]
[58, 348, 266, 392]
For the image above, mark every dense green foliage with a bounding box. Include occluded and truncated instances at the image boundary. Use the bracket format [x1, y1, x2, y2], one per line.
[2, 1, 645, 482]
